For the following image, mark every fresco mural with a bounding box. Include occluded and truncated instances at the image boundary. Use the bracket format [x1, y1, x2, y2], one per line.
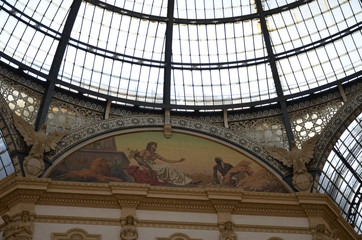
[48, 131, 289, 193]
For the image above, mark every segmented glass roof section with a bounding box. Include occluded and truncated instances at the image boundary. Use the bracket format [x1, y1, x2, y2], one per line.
[0, 0, 71, 76]
[174, 0, 256, 19]
[102, 0, 168, 17]
[60, 1, 166, 102]
[0, 0, 361, 107]
[0, 130, 14, 180]
[262, 0, 303, 10]
[268, 0, 362, 96]
[318, 112, 362, 234]
[171, 17, 275, 105]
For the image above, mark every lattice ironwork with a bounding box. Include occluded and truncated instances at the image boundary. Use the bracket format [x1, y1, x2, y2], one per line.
[47, 99, 103, 132]
[289, 99, 344, 145]
[0, 73, 42, 124]
[229, 115, 288, 148]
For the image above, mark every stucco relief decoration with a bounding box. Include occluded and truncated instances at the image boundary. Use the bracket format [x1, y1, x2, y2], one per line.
[312, 224, 339, 240]
[1, 211, 34, 240]
[12, 113, 67, 177]
[48, 131, 289, 193]
[219, 221, 237, 240]
[120, 215, 138, 240]
[156, 233, 202, 240]
[51, 228, 101, 240]
[264, 135, 319, 192]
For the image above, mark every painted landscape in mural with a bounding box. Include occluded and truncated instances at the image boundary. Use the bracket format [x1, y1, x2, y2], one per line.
[48, 131, 289, 193]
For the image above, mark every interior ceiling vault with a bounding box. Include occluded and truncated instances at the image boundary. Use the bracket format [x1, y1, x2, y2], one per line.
[0, 0, 361, 234]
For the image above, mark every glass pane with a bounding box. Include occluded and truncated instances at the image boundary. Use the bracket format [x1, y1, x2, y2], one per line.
[174, 0, 256, 19]
[317, 112, 362, 234]
[0, 130, 14, 180]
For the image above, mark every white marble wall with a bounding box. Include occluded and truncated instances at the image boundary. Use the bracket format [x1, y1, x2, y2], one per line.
[35, 205, 122, 218]
[232, 215, 310, 227]
[137, 209, 218, 223]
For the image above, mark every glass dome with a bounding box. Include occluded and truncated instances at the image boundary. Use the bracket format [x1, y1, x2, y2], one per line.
[317, 112, 362, 234]
[0, 130, 14, 179]
[0, 0, 361, 109]
[0, 0, 362, 234]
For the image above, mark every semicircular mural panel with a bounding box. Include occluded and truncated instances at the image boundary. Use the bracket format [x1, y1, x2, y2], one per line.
[48, 131, 289, 193]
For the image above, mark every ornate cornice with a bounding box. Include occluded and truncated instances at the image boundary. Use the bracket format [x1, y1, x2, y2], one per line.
[37, 215, 120, 225]
[0, 176, 359, 240]
[34, 215, 311, 234]
[0, 177, 340, 214]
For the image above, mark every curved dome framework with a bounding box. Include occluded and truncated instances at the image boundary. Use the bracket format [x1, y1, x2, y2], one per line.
[317, 112, 362, 234]
[0, 0, 361, 108]
[0, 0, 361, 146]
[0, 0, 362, 235]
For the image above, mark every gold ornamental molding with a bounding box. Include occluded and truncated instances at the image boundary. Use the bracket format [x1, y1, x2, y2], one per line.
[33, 215, 310, 234]
[0, 176, 344, 214]
[0, 175, 360, 240]
[37, 215, 120, 226]
[157, 232, 202, 240]
[52, 228, 101, 240]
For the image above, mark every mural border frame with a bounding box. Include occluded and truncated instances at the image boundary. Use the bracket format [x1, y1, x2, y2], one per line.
[44, 116, 291, 179]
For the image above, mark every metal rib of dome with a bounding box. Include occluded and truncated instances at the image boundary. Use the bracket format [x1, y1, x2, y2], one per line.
[318, 112, 362, 234]
[0, 0, 361, 110]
